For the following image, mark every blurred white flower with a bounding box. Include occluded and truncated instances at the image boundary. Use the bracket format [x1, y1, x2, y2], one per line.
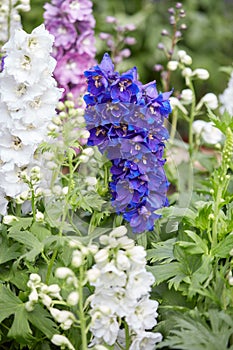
[193, 120, 223, 144]
[219, 72, 233, 115]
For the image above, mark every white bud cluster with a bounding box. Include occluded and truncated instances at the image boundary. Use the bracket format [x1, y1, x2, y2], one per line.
[0, 24, 62, 214]
[88, 226, 162, 349]
[25, 273, 62, 312]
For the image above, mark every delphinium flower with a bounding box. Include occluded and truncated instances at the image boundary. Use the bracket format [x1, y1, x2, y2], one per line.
[43, 0, 96, 103]
[99, 16, 136, 65]
[0, 0, 30, 48]
[84, 53, 172, 233]
[88, 226, 162, 349]
[0, 24, 62, 214]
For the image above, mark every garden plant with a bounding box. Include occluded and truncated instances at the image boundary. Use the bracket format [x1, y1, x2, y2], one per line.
[0, 0, 233, 349]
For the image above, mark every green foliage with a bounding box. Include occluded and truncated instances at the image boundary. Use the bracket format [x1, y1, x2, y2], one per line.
[158, 310, 233, 350]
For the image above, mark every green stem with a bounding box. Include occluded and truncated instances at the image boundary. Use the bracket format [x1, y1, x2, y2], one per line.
[78, 265, 88, 350]
[46, 249, 58, 284]
[31, 187, 36, 223]
[187, 80, 196, 194]
[124, 322, 130, 350]
[15, 204, 21, 217]
[170, 109, 178, 143]
[187, 81, 196, 159]
[212, 185, 222, 249]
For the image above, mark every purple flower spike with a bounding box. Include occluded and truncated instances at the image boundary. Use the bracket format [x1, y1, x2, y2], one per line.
[84, 54, 172, 233]
[44, 0, 96, 103]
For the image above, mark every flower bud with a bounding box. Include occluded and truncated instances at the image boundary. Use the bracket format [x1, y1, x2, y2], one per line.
[193, 68, 209, 80]
[182, 67, 192, 77]
[167, 60, 179, 71]
[82, 147, 94, 157]
[71, 250, 83, 268]
[79, 155, 89, 163]
[124, 37, 136, 45]
[67, 291, 79, 306]
[51, 334, 75, 350]
[35, 210, 44, 222]
[29, 273, 41, 284]
[110, 225, 127, 238]
[169, 97, 188, 115]
[105, 16, 117, 23]
[25, 301, 34, 312]
[87, 268, 101, 283]
[40, 293, 52, 308]
[180, 89, 193, 103]
[3, 215, 18, 225]
[181, 54, 192, 65]
[55, 267, 73, 279]
[177, 50, 186, 59]
[94, 248, 109, 264]
[192, 120, 206, 134]
[88, 244, 99, 255]
[201, 93, 218, 109]
[29, 289, 38, 303]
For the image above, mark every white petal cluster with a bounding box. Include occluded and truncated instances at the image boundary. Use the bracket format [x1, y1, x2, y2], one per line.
[0, 24, 62, 214]
[0, 0, 30, 44]
[88, 226, 162, 348]
[219, 72, 233, 116]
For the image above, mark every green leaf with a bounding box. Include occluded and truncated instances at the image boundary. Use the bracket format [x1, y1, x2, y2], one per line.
[8, 217, 33, 230]
[30, 222, 51, 242]
[188, 255, 213, 298]
[147, 238, 176, 263]
[158, 309, 233, 350]
[0, 237, 21, 264]
[177, 230, 209, 255]
[212, 233, 233, 258]
[0, 286, 22, 323]
[7, 306, 34, 344]
[148, 262, 184, 286]
[157, 206, 196, 226]
[27, 304, 58, 339]
[8, 230, 44, 261]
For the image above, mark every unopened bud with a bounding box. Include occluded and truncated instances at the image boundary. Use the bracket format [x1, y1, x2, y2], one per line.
[193, 68, 209, 80]
[167, 60, 179, 71]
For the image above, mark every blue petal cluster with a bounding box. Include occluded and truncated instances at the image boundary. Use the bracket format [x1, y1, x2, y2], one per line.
[84, 53, 172, 233]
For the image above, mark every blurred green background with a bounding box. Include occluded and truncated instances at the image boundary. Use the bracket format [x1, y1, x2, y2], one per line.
[22, 0, 233, 97]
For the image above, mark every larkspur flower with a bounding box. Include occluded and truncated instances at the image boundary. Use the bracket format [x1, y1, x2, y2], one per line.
[0, 24, 62, 214]
[84, 53, 172, 233]
[89, 227, 162, 347]
[44, 0, 96, 103]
